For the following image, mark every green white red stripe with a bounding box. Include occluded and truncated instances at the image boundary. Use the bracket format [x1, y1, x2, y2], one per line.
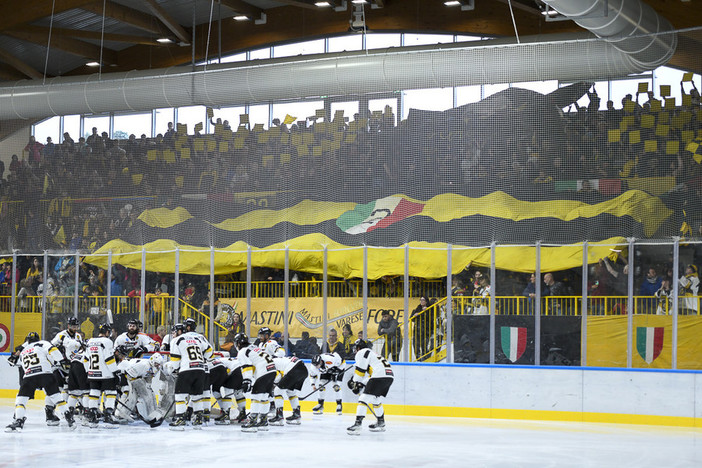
[500, 326, 527, 363]
[336, 196, 425, 234]
[636, 326, 664, 364]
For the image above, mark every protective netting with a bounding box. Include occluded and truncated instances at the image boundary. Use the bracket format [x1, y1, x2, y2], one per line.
[3, 29, 702, 367]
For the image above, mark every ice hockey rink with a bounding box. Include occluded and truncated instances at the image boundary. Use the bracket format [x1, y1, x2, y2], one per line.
[1, 399, 701, 468]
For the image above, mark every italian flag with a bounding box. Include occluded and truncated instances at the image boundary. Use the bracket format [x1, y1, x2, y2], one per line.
[336, 196, 425, 235]
[501, 326, 527, 363]
[636, 327, 664, 364]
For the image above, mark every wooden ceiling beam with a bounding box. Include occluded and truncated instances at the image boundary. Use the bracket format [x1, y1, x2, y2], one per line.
[49, 27, 169, 46]
[81, 1, 172, 37]
[144, 0, 190, 45]
[219, 0, 265, 19]
[5, 27, 118, 64]
[0, 48, 42, 79]
[273, 1, 318, 11]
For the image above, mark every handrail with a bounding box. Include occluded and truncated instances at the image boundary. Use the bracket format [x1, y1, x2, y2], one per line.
[180, 299, 228, 333]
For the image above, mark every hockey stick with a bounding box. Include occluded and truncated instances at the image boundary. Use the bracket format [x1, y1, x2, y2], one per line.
[359, 400, 378, 418]
[299, 365, 353, 401]
[114, 395, 146, 423]
[148, 399, 175, 428]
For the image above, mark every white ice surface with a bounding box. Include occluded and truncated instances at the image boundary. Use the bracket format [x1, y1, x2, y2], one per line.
[1, 399, 701, 468]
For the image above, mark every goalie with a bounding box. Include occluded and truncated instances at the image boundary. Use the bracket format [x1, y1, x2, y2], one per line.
[114, 351, 166, 426]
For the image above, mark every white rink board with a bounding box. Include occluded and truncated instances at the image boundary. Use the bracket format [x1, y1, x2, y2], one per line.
[2, 354, 702, 422]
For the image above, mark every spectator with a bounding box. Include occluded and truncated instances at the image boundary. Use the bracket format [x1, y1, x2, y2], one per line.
[543, 272, 571, 315]
[148, 325, 168, 347]
[377, 310, 401, 362]
[655, 278, 673, 315]
[679, 264, 699, 314]
[293, 331, 320, 359]
[471, 276, 490, 315]
[640, 267, 662, 314]
[356, 329, 371, 350]
[410, 296, 433, 360]
[321, 328, 343, 355]
[23, 136, 43, 167]
[339, 323, 355, 359]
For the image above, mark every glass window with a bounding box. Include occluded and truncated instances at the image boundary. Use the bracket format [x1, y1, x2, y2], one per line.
[154, 108, 174, 137]
[273, 39, 324, 58]
[610, 78, 646, 109]
[456, 85, 481, 106]
[272, 101, 324, 125]
[113, 112, 152, 140]
[654, 66, 694, 104]
[62, 115, 80, 143]
[455, 34, 484, 42]
[369, 98, 397, 126]
[176, 106, 206, 135]
[403, 33, 454, 46]
[218, 52, 247, 63]
[365, 33, 401, 50]
[210, 106, 246, 132]
[483, 83, 509, 98]
[33, 116, 60, 145]
[249, 48, 271, 60]
[83, 115, 109, 139]
[331, 101, 359, 122]
[402, 88, 453, 120]
[248, 104, 270, 129]
[328, 35, 362, 53]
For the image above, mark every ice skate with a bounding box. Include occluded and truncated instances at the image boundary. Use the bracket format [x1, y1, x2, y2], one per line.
[347, 416, 364, 435]
[64, 408, 76, 430]
[312, 400, 324, 415]
[214, 409, 230, 425]
[336, 400, 343, 415]
[369, 416, 386, 432]
[268, 408, 284, 426]
[45, 406, 60, 426]
[285, 408, 301, 425]
[255, 413, 269, 431]
[234, 409, 248, 424]
[192, 411, 203, 430]
[202, 409, 210, 424]
[240, 415, 258, 433]
[169, 414, 187, 431]
[102, 409, 119, 427]
[87, 408, 99, 428]
[5, 417, 25, 433]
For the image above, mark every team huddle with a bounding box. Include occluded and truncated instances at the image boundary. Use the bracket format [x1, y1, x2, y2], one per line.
[5, 319, 394, 435]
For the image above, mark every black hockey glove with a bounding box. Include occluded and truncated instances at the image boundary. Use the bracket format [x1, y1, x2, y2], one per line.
[133, 345, 148, 358]
[60, 359, 71, 372]
[347, 380, 364, 395]
[241, 379, 252, 393]
[7, 353, 18, 366]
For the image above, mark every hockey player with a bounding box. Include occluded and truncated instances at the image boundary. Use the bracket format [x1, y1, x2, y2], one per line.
[254, 326, 272, 346]
[114, 319, 158, 358]
[309, 351, 346, 415]
[5, 332, 76, 432]
[234, 333, 277, 432]
[159, 322, 180, 352]
[114, 352, 164, 425]
[51, 316, 88, 424]
[217, 356, 247, 424]
[169, 318, 213, 430]
[346, 339, 394, 435]
[85, 323, 119, 427]
[271, 355, 308, 425]
[263, 334, 286, 416]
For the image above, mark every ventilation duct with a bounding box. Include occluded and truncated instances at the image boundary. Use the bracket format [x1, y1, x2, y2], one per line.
[0, 0, 675, 121]
[541, 0, 677, 69]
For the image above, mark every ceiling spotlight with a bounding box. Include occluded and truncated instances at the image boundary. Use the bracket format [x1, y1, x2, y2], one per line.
[86, 61, 101, 67]
[233, 15, 249, 21]
[315, 1, 331, 6]
[156, 37, 174, 43]
[351, 0, 367, 4]
[444, 0, 474, 10]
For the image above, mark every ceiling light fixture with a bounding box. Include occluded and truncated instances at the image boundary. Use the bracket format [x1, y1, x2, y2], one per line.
[315, 1, 331, 6]
[444, 0, 474, 10]
[156, 38, 174, 43]
[233, 15, 249, 21]
[86, 61, 101, 67]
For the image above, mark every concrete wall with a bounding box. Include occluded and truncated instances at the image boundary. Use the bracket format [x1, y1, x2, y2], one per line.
[0, 126, 30, 169]
[1, 354, 699, 427]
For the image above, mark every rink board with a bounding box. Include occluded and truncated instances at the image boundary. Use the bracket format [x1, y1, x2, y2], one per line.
[1, 353, 700, 428]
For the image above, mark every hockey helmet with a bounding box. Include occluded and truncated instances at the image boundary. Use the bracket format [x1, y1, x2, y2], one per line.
[311, 354, 324, 368]
[25, 332, 40, 344]
[233, 333, 250, 350]
[67, 316, 80, 327]
[114, 345, 130, 358]
[172, 323, 185, 334]
[98, 323, 112, 336]
[353, 339, 370, 353]
[184, 318, 197, 332]
[127, 319, 139, 332]
[258, 327, 272, 339]
[149, 352, 165, 369]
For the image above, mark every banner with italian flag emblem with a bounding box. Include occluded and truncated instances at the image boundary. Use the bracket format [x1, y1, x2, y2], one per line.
[636, 326, 664, 364]
[500, 326, 527, 363]
[336, 196, 425, 234]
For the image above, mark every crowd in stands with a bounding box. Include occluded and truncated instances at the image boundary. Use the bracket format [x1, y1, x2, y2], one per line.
[0, 80, 701, 314]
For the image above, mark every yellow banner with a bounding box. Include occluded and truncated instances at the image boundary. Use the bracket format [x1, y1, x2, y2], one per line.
[220, 297, 406, 339]
[0, 312, 41, 351]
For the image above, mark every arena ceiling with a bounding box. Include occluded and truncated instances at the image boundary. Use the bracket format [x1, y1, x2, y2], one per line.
[0, 0, 699, 84]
